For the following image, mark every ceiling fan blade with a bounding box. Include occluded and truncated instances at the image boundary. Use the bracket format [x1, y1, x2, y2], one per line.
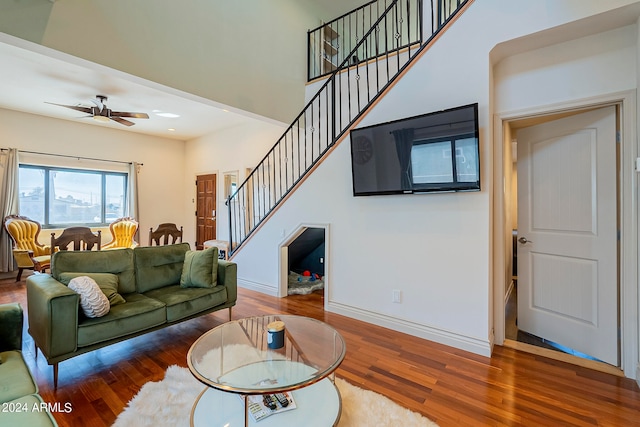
[47, 97, 147, 127]
[111, 111, 149, 119]
[46, 102, 92, 114]
[111, 116, 135, 127]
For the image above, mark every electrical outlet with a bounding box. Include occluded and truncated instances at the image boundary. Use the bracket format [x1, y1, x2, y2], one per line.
[320, 257, 324, 264]
[392, 290, 402, 303]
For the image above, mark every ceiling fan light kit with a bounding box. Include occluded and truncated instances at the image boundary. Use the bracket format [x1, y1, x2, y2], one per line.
[92, 115, 111, 123]
[46, 95, 149, 127]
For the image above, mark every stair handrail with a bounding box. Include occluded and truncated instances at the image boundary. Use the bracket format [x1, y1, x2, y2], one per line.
[307, 0, 383, 81]
[226, 2, 403, 196]
[227, 0, 469, 255]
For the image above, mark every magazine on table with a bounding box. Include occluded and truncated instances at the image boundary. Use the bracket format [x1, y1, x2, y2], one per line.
[246, 392, 297, 421]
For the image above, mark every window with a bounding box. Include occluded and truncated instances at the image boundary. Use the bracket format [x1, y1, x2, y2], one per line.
[18, 165, 127, 227]
[411, 136, 479, 185]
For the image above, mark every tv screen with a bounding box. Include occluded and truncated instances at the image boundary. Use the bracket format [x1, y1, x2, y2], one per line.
[350, 103, 480, 196]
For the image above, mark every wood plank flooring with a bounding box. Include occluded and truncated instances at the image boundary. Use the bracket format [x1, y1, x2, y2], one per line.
[2, 273, 640, 426]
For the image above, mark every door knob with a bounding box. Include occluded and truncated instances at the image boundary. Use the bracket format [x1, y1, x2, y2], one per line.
[518, 237, 532, 244]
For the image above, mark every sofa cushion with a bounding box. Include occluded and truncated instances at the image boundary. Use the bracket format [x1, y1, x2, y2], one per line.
[58, 273, 126, 306]
[51, 248, 136, 294]
[180, 247, 218, 289]
[134, 243, 190, 293]
[0, 394, 58, 427]
[68, 276, 110, 318]
[0, 303, 22, 353]
[77, 293, 166, 348]
[144, 284, 228, 322]
[0, 351, 37, 404]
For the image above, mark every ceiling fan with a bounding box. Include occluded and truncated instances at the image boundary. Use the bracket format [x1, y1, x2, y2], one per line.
[46, 95, 149, 127]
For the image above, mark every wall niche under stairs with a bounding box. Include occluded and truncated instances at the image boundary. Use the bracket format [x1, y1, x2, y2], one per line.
[280, 225, 328, 299]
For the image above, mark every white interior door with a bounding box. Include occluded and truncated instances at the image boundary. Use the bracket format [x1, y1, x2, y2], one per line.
[516, 106, 618, 366]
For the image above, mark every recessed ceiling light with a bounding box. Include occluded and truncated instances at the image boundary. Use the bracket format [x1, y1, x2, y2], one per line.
[155, 112, 180, 118]
[168, 128, 176, 132]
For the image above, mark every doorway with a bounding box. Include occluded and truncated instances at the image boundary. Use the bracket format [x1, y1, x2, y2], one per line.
[279, 224, 329, 308]
[492, 98, 638, 378]
[512, 106, 619, 365]
[195, 173, 217, 250]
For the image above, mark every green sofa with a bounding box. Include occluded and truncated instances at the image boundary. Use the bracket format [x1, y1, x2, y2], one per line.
[0, 303, 58, 427]
[26, 243, 237, 388]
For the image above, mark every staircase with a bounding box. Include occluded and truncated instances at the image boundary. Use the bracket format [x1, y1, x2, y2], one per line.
[226, 0, 470, 255]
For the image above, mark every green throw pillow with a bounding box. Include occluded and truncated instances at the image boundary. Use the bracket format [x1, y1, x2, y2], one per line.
[58, 272, 126, 306]
[180, 247, 218, 288]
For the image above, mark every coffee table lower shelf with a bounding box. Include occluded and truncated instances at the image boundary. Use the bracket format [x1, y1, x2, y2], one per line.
[190, 377, 342, 427]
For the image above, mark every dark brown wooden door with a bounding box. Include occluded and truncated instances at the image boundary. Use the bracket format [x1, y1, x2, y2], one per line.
[196, 174, 216, 250]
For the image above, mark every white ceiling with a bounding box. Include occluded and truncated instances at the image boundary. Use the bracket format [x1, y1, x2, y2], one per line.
[0, 1, 373, 141]
[0, 33, 278, 141]
[0, 0, 368, 142]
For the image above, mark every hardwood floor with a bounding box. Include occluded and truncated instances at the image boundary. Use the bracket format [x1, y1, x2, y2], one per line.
[2, 273, 640, 426]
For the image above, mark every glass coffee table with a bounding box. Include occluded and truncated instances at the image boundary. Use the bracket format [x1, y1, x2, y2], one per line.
[187, 315, 346, 427]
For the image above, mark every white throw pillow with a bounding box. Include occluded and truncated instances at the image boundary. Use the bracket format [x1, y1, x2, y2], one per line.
[68, 276, 110, 318]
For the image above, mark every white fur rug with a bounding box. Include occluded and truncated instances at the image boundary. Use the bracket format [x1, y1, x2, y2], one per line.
[112, 365, 437, 426]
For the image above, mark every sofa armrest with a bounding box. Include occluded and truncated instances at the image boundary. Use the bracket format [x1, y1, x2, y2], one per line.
[0, 303, 23, 352]
[217, 260, 237, 304]
[26, 274, 79, 361]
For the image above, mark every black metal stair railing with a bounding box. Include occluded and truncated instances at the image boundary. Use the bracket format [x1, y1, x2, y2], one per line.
[308, 0, 391, 81]
[227, 0, 469, 255]
[308, 0, 464, 81]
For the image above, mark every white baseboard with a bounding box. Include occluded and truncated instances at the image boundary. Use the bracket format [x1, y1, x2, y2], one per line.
[240, 282, 492, 357]
[326, 301, 492, 357]
[238, 278, 279, 297]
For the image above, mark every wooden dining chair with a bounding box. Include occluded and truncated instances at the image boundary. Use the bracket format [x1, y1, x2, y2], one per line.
[149, 223, 183, 246]
[51, 227, 101, 251]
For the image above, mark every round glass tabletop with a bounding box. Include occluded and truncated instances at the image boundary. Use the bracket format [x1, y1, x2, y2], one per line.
[187, 315, 346, 394]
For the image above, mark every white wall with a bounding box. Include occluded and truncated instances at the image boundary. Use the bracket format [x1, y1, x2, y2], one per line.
[494, 25, 637, 113]
[492, 22, 638, 377]
[205, 0, 640, 358]
[183, 119, 288, 248]
[5, 0, 346, 124]
[0, 108, 186, 245]
[0, 106, 288, 251]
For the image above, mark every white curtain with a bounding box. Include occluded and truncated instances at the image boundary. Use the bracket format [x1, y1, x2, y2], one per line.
[0, 149, 19, 272]
[127, 162, 140, 220]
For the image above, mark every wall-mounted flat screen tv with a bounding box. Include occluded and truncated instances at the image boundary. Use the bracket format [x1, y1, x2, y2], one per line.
[350, 103, 480, 196]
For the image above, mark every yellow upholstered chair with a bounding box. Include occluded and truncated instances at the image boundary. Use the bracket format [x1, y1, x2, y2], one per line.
[102, 217, 139, 250]
[4, 215, 52, 281]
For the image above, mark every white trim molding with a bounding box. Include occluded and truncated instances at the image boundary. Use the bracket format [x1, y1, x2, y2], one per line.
[238, 278, 278, 297]
[278, 223, 330, 302]
[492, 90, 638, 379]
[327, 301, 492, 357]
